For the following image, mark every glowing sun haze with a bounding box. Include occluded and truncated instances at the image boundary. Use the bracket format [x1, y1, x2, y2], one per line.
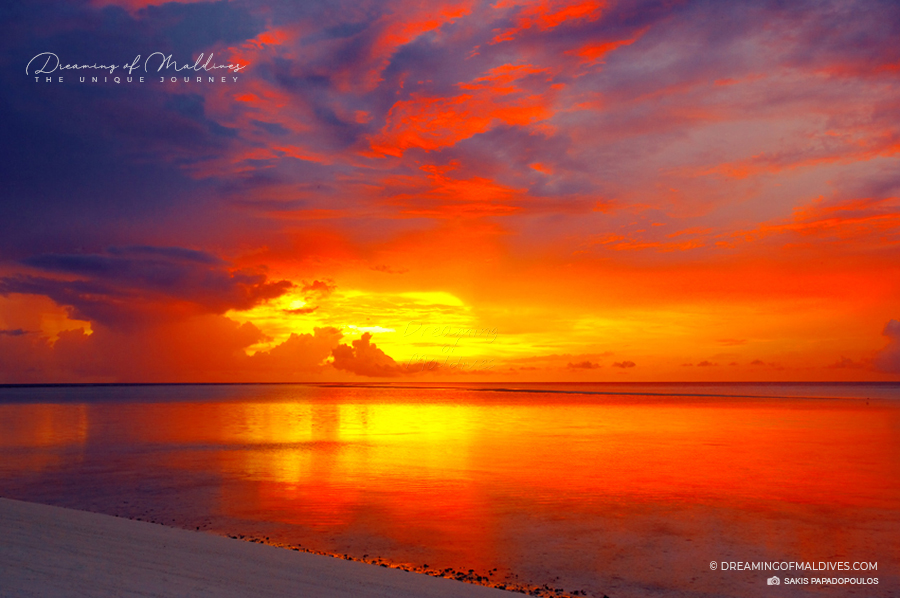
[2, 0, 899, 382]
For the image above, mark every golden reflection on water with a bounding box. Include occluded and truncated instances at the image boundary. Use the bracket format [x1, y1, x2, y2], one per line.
[130, 399, 898, 507]
[5, 397, 898, 507]
[2, 390, 898, 596]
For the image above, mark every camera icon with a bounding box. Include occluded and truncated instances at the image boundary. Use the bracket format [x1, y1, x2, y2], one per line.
[767, 576, 780, 585]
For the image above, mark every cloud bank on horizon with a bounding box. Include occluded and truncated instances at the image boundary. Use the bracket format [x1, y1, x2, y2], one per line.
[1, 0, 899, 382]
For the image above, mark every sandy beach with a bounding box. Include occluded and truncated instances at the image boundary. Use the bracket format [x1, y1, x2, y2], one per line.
[0, 498, 514, 598]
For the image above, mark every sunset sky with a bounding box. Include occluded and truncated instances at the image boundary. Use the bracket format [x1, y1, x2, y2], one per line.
[1, 0, 899, 382]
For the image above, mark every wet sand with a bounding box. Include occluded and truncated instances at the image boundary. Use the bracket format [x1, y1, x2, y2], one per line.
[0, 498, 514, 598]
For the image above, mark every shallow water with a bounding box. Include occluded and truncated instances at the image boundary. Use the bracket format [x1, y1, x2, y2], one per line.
[1, 383, 898, 597]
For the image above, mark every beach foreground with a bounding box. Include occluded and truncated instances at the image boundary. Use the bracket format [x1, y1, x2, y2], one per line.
[0, 498, 513, 598]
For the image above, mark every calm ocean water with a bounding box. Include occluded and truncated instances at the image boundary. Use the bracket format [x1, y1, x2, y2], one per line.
[1, 383, 898, 597]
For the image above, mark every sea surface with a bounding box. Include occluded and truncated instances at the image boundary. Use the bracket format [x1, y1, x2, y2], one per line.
[1, 383, 898, 597]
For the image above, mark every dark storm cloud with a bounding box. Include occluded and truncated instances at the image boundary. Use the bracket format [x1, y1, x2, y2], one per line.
[1, 247, 292, 326]
[332, 332, 406, 377]
[0, 329, 29, 336]
[107, 245, 226, 264]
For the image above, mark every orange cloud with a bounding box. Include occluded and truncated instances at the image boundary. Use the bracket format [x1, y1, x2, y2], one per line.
[245, 28, 292, 49]
[376, 162, 525, 218]
[492, 0, 605, 44]
[731, 196, 900, 247]
[0, 315, 267, 384]
[419, 163, 522, 202]
[274, 145, 332, 165]
[249, 327, 344, 374]
[225, 25, 301, 70]
[566, 35, 641, 66]
[370, 64, 555, 156]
